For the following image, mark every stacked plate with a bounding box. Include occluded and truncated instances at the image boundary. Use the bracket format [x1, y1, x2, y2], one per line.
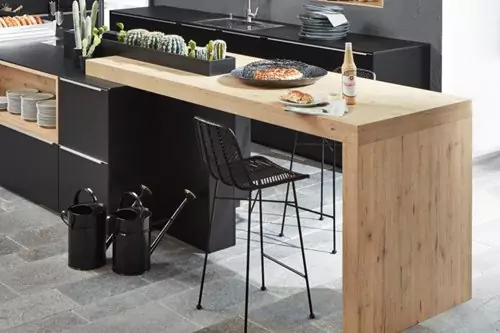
[0, 96, 7, 111]
[299, 4, 349, 40]
[21, 93, 54, 121]
[36, 99, 56, 128]
[7, 88, 39, 114]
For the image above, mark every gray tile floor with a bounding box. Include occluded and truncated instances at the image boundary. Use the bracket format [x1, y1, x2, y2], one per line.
[0, 145, 499, 332]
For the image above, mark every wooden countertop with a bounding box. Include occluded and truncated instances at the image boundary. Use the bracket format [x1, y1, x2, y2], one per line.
[86, 53, 471, 145]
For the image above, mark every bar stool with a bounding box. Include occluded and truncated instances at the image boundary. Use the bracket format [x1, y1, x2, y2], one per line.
[280, 68, 376, 255]
[194, 117, 315, 333]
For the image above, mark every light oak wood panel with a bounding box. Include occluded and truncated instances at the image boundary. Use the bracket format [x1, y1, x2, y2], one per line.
[342, 118, 472, 332]
[86, 55, 469, 144]
[0, 63, 58, 143]
[317, 0, 384, 8]
[0, 111, 57, 143]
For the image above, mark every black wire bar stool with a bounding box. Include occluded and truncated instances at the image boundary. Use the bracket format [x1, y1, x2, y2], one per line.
[280, 68, 376, 255]
[194, 117, 315, 333]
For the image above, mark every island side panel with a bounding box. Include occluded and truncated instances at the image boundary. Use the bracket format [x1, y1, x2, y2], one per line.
[342, 118, 472, 333]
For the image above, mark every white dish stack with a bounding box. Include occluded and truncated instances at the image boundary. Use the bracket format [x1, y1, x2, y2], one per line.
[6, 88, 39, 114]
[21, 93, 54, 121]
[0, 96, 7, 111]
[36, 99, 57, 128]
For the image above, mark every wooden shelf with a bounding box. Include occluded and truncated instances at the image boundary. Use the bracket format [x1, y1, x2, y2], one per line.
[0, 61, 58, 144]
[0, 111, 57, 143]
[316, 0, 384, 8]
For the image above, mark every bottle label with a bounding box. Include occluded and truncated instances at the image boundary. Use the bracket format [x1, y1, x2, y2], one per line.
[343, 74, 357, 97]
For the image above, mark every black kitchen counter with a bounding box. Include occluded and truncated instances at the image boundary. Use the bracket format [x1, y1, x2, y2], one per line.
[0, 38, 122, 90]
[111, 6, 427, 54]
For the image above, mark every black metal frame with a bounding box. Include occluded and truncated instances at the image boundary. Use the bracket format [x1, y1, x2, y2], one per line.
[281, 133, 337, 254]
[197, 179, 315, 332]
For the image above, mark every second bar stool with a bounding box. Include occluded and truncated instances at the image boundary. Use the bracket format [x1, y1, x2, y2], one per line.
[194, 117, 315, 333]
[280, 68, 377, 254]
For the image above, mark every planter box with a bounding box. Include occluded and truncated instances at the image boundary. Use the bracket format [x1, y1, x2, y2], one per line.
[64, 30, 235, 76]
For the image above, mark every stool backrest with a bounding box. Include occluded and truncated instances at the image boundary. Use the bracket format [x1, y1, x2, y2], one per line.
[194, 117, 251, 188]
[333, 67, 377, 80]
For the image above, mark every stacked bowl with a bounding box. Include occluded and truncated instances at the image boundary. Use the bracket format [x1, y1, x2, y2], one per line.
[6, 88, 39, 114]
[299, 4, 349, 40]
[36, 99, 56, 128]
[21, 93, 54, 121]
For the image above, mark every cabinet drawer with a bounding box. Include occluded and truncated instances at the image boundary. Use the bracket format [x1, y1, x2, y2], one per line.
[0, 125, 58, 211]
[59, 78, 109, 162]
[58, 146, 109, 212]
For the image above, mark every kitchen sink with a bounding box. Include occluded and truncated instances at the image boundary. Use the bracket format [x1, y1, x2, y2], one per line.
[194, 18, 284, 32]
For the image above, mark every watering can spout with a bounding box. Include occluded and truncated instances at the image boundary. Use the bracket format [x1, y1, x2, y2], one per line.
[150, 189, 196, 255]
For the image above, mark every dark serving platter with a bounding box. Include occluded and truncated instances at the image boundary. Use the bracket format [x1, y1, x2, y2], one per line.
[231, 59, 328, 88]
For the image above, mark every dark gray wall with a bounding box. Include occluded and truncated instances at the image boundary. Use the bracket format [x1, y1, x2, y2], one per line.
[152, 0, 442, 90]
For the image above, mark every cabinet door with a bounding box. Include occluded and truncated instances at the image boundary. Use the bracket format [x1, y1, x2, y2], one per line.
[58, 146, 109, 212]
[0, 126, 58, 211]
[59, 78, 109, 162]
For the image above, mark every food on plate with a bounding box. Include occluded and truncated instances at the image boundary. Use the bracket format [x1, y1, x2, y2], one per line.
[281, 90, 314, 104]
[0, 14, 43, 28]
[253, 67, 304, 81]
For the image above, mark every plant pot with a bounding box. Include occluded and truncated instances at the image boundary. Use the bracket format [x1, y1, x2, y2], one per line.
[72, 48, 82, 69]
[79, 56, 87, 73]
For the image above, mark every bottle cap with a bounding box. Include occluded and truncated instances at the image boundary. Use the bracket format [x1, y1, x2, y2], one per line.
[345, 42, 352, 48]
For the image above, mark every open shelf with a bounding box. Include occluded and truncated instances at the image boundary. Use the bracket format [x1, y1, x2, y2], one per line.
[317, 0, 384, 8]
[0, 111, 57, 143]
[0, 61, 58, 143]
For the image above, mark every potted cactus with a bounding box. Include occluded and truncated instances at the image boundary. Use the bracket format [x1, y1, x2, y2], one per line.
[72, 0, 108, 70]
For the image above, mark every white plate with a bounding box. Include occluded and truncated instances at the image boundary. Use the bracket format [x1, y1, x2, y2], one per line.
[280, 93, 333, 107]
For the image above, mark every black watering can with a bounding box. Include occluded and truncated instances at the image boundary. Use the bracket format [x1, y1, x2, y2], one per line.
[60, 188, 107, 271]
[108, 188, 196, 276]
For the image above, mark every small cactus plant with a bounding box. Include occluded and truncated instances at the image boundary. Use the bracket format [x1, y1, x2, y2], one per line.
[72, 0, 104, 58]
[206, 40, 214, 61]
[213, 40, 227, 60]
[116, 22, 127, 43]
[188, 40, 196, 58]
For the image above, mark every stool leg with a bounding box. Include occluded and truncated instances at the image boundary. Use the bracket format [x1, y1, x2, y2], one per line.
[320, 139, 325, 220]
[258, 189, 266, 291]
[244, 194, 253, 333]
[196, 179, 219, 310]
[292, 181, 315, 319]
[332, 142, 337, 255]
[280, 132, 299, 237]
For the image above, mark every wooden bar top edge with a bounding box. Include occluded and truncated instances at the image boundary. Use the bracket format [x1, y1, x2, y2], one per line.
[86, 54, 471, 145]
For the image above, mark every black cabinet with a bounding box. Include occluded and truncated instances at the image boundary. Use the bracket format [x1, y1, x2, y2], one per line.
[58, 147, 108, 212]
[0, 125, 58, 211]
[59, 78, 109, 162]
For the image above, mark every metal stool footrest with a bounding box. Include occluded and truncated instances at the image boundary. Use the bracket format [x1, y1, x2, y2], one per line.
[263, 253, 305, 278]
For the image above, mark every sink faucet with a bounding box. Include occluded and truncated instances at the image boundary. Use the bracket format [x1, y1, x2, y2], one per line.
[246, 0, 259, 23]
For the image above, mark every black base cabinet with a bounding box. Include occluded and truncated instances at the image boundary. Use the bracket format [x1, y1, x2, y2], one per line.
[0, 125, 58, 211]
[110, 10, 430, 168]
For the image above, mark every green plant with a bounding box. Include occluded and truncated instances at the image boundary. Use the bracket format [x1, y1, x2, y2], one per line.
[195, 47, 208, 60]
[116, 22, 127, 43]
[206, 40, 214, 61]
[188, 40, 196, 58]
[213, 40, 227, 60]
[73, 0, 103, 57]
[125, 29, 149, 46]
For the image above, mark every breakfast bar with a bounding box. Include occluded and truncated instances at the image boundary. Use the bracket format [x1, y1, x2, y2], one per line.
[86, 53, 472, 333]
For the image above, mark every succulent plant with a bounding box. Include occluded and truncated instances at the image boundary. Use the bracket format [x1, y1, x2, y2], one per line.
[141, 31, 164, 49]
[72, 1, 82, 49]
[73, 0, 103, 58]
[195, 47, 208, 60]
[206, 40, 214, 61]
[213, 40, 227, 60]
[125, 29, 149, 47]
[188, 40, 197, 58]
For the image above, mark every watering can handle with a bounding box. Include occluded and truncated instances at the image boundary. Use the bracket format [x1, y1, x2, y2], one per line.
[60, 210, 69, 226]
[73, 188, 98, 205]
[118, 191, 144, 210]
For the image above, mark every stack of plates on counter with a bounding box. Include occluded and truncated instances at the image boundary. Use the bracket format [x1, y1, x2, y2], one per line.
[21, 93, 54, 121]
[0, 96, 7, 111]
[298, 3, 349, 40]
[36, 99, 56, 128]
[6, 88, 39, 114]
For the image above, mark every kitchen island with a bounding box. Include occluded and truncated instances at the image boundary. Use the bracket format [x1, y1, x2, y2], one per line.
[86, 54, 472, 333]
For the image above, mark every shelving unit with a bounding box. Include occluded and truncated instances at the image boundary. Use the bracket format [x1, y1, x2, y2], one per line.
[0, 61, 58, 143]
[318, 0, 384, 8]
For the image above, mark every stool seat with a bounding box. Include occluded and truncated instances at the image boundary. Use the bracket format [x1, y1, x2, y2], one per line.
[236, 156, 309, 191]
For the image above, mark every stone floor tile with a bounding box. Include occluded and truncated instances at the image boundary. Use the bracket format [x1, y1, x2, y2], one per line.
[193, 316, 270, 333]
[0, 281, 19, 303]
[0, 255, 95, 295]
[473, 219, 500, 247]
[159, 276, 279, 328]
[57, 272, 150, 306]
[73, 277, 189, 322]
[0, 206, 60, 235]
[64, 302, 199, 333]
[0, 253, 26, 271]
[403, 325, 436, 332]
[9, 223, 67, 248]
[0, 289, 78, 330]
[17, 240, 68, 262]
[1, 310, 89, 333]
[0, 236, 22, 256]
